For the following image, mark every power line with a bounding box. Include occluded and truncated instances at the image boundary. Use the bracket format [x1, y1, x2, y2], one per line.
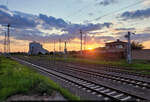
[66, 1, 94, 20]
[88, 0, 145, 22]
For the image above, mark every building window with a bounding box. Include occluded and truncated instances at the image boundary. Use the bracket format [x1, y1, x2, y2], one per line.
[106, 46, 110, 49]
[118, 45, 123, 48]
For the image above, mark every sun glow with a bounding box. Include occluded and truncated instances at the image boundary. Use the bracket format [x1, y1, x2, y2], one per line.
[88, 48, 93, 50]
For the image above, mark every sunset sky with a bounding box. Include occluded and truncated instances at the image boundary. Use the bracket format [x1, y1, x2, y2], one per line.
[0, 0, 150, 52]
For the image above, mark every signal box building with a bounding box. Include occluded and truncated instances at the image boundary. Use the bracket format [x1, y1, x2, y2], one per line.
[105, 39, 127, 52]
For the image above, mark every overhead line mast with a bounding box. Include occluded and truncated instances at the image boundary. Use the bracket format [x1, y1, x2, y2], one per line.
[125, 31, 135, 64]
[3, 24, 11, 55]
[4, 32, 6, 53]
[80, 29, 83, 55]
[7, 24, 10, 54]
[59, 39, 61, 52]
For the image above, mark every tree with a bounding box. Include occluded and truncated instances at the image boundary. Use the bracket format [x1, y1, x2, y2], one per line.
[131, 41, 144, 50]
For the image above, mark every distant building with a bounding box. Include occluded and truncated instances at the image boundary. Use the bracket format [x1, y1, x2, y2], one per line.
[28, 41, 49, 55]
[105, 39, 127, 52]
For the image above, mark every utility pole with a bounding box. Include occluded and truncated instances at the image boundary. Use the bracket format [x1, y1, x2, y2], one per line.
[64, 41, 67, 54]
[3, 24, 11, 55]
[53, 40, 56, 65]
[54, 40, 55, 53]
[64, 41, 67, 59]
[80, 30, 83, 55]
[4, 32, 6, 54]
[84, 33, 86, 51]
[125, 31, 135, 64]
[59, 39, 61, 52]
[7, 24, 10, 54]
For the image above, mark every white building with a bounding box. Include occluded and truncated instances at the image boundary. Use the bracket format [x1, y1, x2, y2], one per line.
[28, 41, 49, 55]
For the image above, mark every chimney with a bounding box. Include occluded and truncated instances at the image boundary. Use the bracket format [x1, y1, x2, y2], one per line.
[117, 39, 120, 42]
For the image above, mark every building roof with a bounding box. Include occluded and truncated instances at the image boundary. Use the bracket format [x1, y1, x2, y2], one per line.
[106, 39, 127, 45]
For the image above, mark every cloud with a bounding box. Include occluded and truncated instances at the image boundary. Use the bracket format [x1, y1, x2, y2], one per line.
[117, 32, 150, 43]
[63, 23, 112, 35]
[95, 36, 115, 41]
[143, 27, 150, 32]
[115, 28, 135, 31]
[96, 0, 117, 6]
[0, 5, 113, 44]
[143, 0, 150, 6]
[120, 8, 150, 20]
[0, 6, 36, 28]
[39, 14, 68, 28]
[88, 12, 94, 16]
[131, 33, 150, 42]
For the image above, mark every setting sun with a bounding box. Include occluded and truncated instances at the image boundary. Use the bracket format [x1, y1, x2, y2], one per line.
[88, 48, 93, 50]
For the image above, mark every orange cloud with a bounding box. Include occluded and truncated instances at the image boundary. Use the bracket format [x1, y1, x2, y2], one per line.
[143, 40, 150, 49]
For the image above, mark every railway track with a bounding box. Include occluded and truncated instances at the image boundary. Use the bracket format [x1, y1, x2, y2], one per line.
[12, 57, 148, 101]
[23, 55, 150, 83]
[52, 62, 150, 89]
[66, 61, 150, 77]
[74, 63, 150, 80]
[46, 62, 150, 100]
[53, 60, 150, 79]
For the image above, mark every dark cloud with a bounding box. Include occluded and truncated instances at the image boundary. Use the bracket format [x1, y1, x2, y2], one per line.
[0, 5, 9, 10]
[144, 27, 150, 32]
[63, 23, 112, 35]
[121, 8, 150, 20]
[95, 36, 115, 41]
[96, 0, 117, 6]
[88, 31, 109, 35]
[117, 33, 150, 43]
[131, 33, 150, 42]
[39, 14, 68, 28]
[88, 13, 94, 16]
[0, 5, 36, 28]
[0, 5, 113, 44]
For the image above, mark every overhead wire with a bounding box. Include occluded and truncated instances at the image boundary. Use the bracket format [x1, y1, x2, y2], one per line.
[88, 0, 145, 23]
[86, 0, 147, 41]
[68, 0, 145, 50]
[66, 1, 94, 20]
[1, 0, 147, 51]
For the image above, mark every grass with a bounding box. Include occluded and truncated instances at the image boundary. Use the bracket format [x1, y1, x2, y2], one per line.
[0, 56, 80, 101]
[23, 55, 150, 75]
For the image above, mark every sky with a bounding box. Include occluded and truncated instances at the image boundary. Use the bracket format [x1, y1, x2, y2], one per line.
[0, 0, 150, 52]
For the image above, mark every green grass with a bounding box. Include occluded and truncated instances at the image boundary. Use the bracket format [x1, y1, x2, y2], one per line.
[0, 56, 80, 101]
